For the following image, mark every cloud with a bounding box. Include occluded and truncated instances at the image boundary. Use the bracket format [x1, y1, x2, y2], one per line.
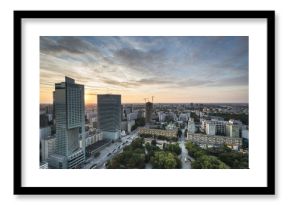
[40, 36, 249, 103]
[113, 47, 168, 76]
[40, 36, 100, 54]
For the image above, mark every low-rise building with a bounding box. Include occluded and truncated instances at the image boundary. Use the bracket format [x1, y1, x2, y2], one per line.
[188, 133, 242, 148]
[139, 128, 177, 139]
[80, 130, 103, 148]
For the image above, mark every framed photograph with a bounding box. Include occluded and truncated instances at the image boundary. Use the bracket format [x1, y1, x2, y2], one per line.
[14, 10, 275, 195]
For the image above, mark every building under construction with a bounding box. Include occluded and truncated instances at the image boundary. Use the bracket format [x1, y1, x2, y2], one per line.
[144, 96, 154, 124]
[145, 102, 153, 124]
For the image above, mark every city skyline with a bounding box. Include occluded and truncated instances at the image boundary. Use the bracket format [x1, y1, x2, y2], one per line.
[40, 36, 249, 104]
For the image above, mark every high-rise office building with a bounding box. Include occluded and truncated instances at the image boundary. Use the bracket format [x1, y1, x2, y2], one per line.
[48, 77, 85, 169]
[145, 102, 153, 124]
[97, 94, 121, 140]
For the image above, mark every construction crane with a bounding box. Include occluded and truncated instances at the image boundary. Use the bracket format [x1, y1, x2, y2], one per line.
[151, 96, 154, 103]
[144, 98, 148, 103]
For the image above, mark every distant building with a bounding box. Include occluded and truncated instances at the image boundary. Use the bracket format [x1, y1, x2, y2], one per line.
[168, 112, 178, 122]
[205, 122, 216, 136]
[139, 128, 177, 139]
[204, 120, 227, 136]
[86, 111, 97, 123]
[166, 122, 176, 130]
[229, 119, 242, 125]
[127, 120, 135, 133]
[127, 112, 138, 121]
[158, 112, 166, 122]
[40, 114, 49, 128]
[211, 120, 227, 136]
[45, 104, 54, 115]
[92, 120, 98, 129]
[210, 116, 224, 121]
[226, 124, 240, 138]
[97, 94, 121, 141]
[48, 77, 85, 169]
[47, 114, 53, 122]
[138, 110, 145, 119]
[39, 126, 51, 140]
[40, 135, 56, 162]
[82, 130, 103, 147]
[179, 113, 189, 122]
[145, 102, 153, 124]
[121, 121, 128, 132]
[187, 118, 196, 134]
[242, 129, 249, 139]
[188, 133, 242, 149]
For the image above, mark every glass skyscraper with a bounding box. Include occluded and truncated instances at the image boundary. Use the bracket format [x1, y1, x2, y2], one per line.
[97, 94, 121, 141]
[48, 77, 85, 169]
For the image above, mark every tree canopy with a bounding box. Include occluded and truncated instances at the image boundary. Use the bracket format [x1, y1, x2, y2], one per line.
[151, 151, 181, 169]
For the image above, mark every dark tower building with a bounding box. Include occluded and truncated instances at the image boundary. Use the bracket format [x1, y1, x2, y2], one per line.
[97, 94, 121, 140]
[145, 102, 153, 124]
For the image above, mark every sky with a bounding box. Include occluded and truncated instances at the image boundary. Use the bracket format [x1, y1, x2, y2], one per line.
[40, 36, 248, 104]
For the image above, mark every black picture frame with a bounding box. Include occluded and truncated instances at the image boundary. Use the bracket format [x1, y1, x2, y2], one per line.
[14, 10, 275, 195]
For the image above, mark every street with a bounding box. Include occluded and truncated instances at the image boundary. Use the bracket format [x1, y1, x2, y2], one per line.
[179, 129, 192, 169]
[83, 130, 139, 169]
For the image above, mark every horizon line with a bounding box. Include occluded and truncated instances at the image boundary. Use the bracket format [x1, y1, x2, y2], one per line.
[40, 102, 249, 105]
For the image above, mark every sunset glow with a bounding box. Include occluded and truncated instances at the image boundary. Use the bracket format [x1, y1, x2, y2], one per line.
[40, 36, 248, 104]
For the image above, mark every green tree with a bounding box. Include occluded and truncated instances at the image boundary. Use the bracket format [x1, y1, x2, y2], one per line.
[131, 117, 146, 131]
[164, 143, 181, 155]
[131, 137, 144, 149]
[151, 152, 180, 169]
[107, 137, 146, 169]
[185, 142, 206, 158]
[191, 155, 229, 169]
[151, 139, 157, 146]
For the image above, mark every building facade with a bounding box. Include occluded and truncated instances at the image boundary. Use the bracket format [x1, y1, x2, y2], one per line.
[188, 133, 242, 149]
[97, 94, 121, 140]
[145, 102, 153, 124]
[127, 120, 135, 133]
[139, 127, 177, 139]
[226, 124, 240, 138]
[40, 135, 56, 162]
[48, 77, 85, 169]
[187, 118, 196, 134]
[205, 122, 216, 136]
